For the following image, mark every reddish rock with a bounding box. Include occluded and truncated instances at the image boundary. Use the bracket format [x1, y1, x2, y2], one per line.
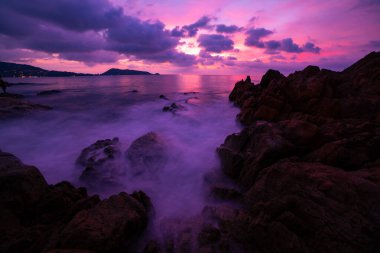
[218, 52, 380, 252]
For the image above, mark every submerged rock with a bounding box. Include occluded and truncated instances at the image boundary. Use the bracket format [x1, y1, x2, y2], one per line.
[126, 132, 167, 176]
[159, 94, 168, 100]
[0, 97, 51, 119]
[0, 151, 151, 253]
[37, 90, 62, 96]
[162, 102, 185, 113]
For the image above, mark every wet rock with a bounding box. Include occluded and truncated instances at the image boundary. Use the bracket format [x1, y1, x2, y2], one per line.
[0, 151, 151, 253]
[126, 132, 168, 176]
[209, 186, 242, 201]
[0, 151, 48, 212]
[198, 224, 221, 246]
[37, 90, 62, 96]
[143, 240, 162, 253]
[54, 192, 150, 252]
[159, 94, 168, 100]
[162, 102, 185, 113]
[0, 97, 51, 119]
[76, 138, 122, 184]
[184, 92, 199, 95]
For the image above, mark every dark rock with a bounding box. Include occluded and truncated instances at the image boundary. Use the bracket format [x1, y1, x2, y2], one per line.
[126, 132, 168, 176]
[37, 90, 62, 96]
[198, 224, 221, 246]
[162, 102, 185, 113]
[0, 151, 151, 253]
[76, 138, 122, 185]
[209, 186, 242, 201]
[0, 97, 51, 119]
[143, 240, 162, 253]
[159, 94, 168, 100]
[0, 151, 48, 212]
[0, 92, 25, 98]
[259, 69, 285, 88]
[54, 192, 150, 252]
[217, 52, 380, 252]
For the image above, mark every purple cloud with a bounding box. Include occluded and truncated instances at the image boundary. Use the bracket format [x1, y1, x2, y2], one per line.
[170, 16, 214, 37]
[216, 24, 242, 34]
[106, 17, 177, 54]
[263, 39, 320, 54]
[0, 0, 198, 67]
[1, 0, 123, 32]
[198, 34, 234, 53]
[245, 28, 273, 46]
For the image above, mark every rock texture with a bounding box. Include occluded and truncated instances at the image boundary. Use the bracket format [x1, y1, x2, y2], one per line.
[0, 151, 151, 253]
[76, 138, 122, 185]
[217, 52, 380, 252]
[126, 132, 168, 176]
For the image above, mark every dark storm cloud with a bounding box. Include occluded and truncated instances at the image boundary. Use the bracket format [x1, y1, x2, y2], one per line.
[198, 34, 234, 53]
[215, 24, 242, 34]
[244, 28, 273, 47]
[106, 17, 178, 54]
[1, 0, 123, 32]
[170, 16, 214, 37]
[0, 0, 197, 66]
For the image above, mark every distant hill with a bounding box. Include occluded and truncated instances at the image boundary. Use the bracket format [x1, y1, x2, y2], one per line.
[101, 68, 155, 76]
[0, 61, 158, 77]
[0, 61, 91, 77]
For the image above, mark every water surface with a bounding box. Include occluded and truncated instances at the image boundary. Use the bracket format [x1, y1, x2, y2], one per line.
[1, 75, 243, 218]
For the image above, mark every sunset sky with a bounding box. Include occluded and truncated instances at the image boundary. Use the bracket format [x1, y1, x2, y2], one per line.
[0, 0, 379, 77]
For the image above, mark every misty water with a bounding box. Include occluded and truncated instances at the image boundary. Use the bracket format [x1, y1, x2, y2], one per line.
[1, 75, 244, 219]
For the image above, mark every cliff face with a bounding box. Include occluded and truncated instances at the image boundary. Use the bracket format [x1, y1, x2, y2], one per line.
[218, 52, 380, 252]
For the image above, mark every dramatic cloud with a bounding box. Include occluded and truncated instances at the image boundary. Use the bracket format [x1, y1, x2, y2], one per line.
[106, 17, 178, 54]
[216, 24, 242, 34]
[263, 39, 320, 54]
[0, 0, 197, 67]
[198, 34, 234, 53]
[171, 16, 214, 37]
[244, 26, 321, 54]
[245, 28, 273, 47]
[1, 0, 123, 32]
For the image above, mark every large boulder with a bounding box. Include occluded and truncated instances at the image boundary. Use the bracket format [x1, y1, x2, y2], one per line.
[76, 138, 122, 185]
[0, 151, 151, 253]
[217, 52, 380, 252]
[126, 132, 168, 176]
[53, 192, 150, 252]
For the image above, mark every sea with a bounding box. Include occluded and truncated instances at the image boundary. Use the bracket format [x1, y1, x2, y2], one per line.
[0, 75, 246, 219]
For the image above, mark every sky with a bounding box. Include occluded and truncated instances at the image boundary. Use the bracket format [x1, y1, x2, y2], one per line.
[0, 0, 379, 77]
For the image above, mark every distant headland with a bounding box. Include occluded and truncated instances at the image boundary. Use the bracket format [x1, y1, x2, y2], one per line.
[0, 61, 158, 77]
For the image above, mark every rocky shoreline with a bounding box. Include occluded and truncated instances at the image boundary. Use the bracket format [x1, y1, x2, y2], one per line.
[0, 52, 379, 252]
[216, 51, 380, 252]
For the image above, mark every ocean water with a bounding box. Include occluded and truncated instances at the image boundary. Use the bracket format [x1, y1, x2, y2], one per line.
[1, 75, 244, 218]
